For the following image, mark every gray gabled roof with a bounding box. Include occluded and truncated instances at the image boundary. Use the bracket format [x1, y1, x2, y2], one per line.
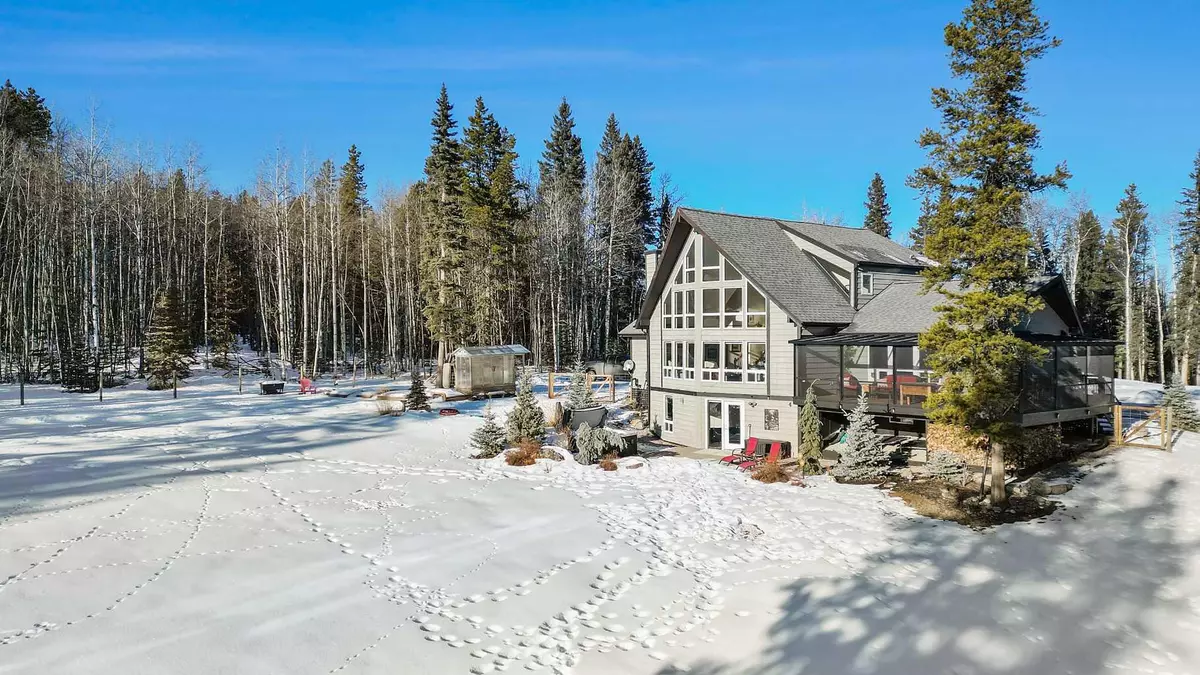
[640, 208, 856, 325]
[777, 219, 934, 267]
[846, 274, 1082, 335]
[845, 281, 945, 333]
[451, 344, 531, 358]
[618, 320, 646, 338]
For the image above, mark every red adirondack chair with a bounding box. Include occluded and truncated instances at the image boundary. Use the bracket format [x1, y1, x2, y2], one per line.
[299, 377, 318, 394]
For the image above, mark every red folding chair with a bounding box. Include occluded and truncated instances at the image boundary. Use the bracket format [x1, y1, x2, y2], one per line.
[720, 437, 760, 465]
[738, 442, 782, 472]
[299, 377, 317, 394]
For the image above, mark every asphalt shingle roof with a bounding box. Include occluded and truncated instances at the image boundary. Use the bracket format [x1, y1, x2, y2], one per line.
[777, 219, 934, 267]
[675, 208, 857, 324]
[845, 280, 945, 333]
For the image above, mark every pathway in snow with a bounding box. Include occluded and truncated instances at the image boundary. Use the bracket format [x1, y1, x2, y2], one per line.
[2, 378, 1200, 674]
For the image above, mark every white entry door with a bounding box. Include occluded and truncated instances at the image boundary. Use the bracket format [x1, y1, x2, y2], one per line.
[722, 402, 744, 450]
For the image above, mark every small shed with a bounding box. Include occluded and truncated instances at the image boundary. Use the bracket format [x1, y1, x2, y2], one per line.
[451, 344, 531, 395]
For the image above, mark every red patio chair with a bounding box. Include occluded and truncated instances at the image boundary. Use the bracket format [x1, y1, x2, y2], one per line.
[299, 377, 317, 394]
[719, 437, 760, 465]
[738, 442, 782, 472]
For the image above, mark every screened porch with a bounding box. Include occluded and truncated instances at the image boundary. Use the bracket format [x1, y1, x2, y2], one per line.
[792, 333, 1117, 425]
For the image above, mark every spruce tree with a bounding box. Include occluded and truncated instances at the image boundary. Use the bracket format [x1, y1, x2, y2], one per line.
[338, 144, 368, 222]
[420, 85, 469, 387]
[0, 80, 52, 147]
[907, 0, 1069, 505]
[1163, 375, 1200, 433]
[209, 258, 240, 371]
[146, 288, 192, 390]
[798, 382, 823, 474]
[833, 392, 890, 481]
[406, 369, 431, 411]
[1073, 209, 1113, 337]
[506, 367, 546, 445]
[470, 403, 508, 457]
[1174, 150, 1200, 384]
[1113, 184, 1151, 379]
[863, 173, 892, 239]
[567, 369, 597, 409]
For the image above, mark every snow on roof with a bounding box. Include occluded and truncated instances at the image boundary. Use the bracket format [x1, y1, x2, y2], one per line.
[450, 344, 531, 358]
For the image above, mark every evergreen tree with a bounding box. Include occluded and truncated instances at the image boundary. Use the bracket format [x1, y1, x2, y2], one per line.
[0, 79, 52, 147]
[907, 0, 1069, 505]
[338, 144, 368, 222]
[863, 173, 892, 238]
[406, 369, 431, 411]
[650, 175, 679, 249]
[798, 382, 823, 474]
[1073, 209, 1114, 337]
[1174, 150, 1200, 384]
[59, 333, 98, 393]
[209, 257, 240, 371]
[506, 367, 546, 445]
[420, 85, 469, 386]
[833, 392, 890, 481]
[1163, 374, 1200, 432]
[909, 194, 935, 253]
[567, 369, 597, 409]
[146, 288, 192, 390]
[470, 403, 507, 456]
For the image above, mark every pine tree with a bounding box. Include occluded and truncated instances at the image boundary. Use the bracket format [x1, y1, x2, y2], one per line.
[146, 288, 192, 390]
[470, 403, 507, 457]
[833, 392, 890, 481]
[863, 173, 892, 238]
[1163, 375, 1200, 432]
[338, 145, 368, 221]
[406, 369, 431, 411]
[907, 0, 1069, 505]
[209, 258, 240, 371]
[59, 333, 97, 393]
[1074, 209, 1114, 337]
[0, 79, 52, 147]
[420, 85, 469, 387]
[567, 369, 597, 409]
[798, 382, 823, 474]
[1113, 184, 1151, 379]
[506, 367, 546, 445]
[1174, 150, 1200, 384]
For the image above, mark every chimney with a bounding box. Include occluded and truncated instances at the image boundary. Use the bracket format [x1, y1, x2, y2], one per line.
[644, 249, 660, 285]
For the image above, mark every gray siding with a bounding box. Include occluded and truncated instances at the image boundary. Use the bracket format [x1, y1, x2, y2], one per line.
[856, 268, 923, 310]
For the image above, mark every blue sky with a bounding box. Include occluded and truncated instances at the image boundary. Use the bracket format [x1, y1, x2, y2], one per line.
[2, 1, 1198, 243]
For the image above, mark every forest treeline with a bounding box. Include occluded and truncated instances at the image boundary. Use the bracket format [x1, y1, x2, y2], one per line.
[0, 80, 675, 389]
[2, 74, 1200, 391]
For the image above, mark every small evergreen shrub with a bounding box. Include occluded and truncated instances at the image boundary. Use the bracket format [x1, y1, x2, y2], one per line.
[798, 381, 823, 474]
[406, 372, 431, 411]
[506, 367, 547, 445]
[925, 450, 968, 485]
[505, 438, 541, 467]
[833, 392, 891, 481]
[470, 404, 506, 458]
[567, 369, 597, 410]
[574, 423, 603, 465]
[1163, 375, 1200, 432]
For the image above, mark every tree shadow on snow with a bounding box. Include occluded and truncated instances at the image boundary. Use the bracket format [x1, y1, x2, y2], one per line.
[660, 470, 1192, 675]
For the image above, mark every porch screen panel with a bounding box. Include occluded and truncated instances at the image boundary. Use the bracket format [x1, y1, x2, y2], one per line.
[1087, 345, 1115, 407]
[799, 346, 840, 403]
[1056, 345, 1088, 409]
[1023, 349, 1055, 412]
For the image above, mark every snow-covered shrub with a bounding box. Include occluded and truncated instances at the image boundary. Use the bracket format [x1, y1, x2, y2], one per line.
[506, 367, 546, 445]
[567, 370, 597, 410]
[924, 450, 968, 485]
[574, 423, 615, 465]
[1163, 375, 1200, 432]
[470, 404, 506, 459]
[406, 372, 431, 411]
[833, 392, 891, 481]
[505, 439, 540, 466]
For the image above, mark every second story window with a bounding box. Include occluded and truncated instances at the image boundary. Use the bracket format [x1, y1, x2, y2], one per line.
[746, 286, 766, 328]
[702, 240, 720, 281]
[858, 271, 874, 296]
[684, 242, 696, 283]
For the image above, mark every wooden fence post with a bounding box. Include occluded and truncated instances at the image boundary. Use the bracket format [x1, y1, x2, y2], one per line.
[238, 366, 243, 394]
[1164, 406, 1173, 452]
[1113, 405, 1123, 445]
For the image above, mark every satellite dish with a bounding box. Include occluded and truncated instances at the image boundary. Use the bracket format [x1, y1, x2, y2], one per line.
[623, 359, 636, 373]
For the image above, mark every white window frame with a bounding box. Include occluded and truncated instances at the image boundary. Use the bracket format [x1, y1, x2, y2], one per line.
[746, 342, 767, 383]
[723, 342, 743, 382]
[723, 287, 744, 329]
[673, 290, 684, 328]
[746, 285, 767, 328]
[662, 293, 673, 328]
[674, 342, 685, 379]
[702, 289, 720, 328]
[684, 342, 696, 380]
[701, 239, 721, 282]
[664, 395, 675, 432]
[858, 271, 874, 296]
[685, 290, 695, 328]
[684, 242, 696, 283]
[663, 340, 673, 379]
[702, 342, 721, 381]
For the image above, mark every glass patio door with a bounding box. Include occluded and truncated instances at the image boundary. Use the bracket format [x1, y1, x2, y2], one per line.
[723, 402, 743, 450]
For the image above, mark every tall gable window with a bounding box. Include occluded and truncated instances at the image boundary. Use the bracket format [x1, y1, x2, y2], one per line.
[723, 288, 744, 328]
[702, 289, 720, 328]
[747, 286, 766, 328]
[724, 259, 742, 281]
[702, 240, 721, 281]
[684, 243, 696, 283]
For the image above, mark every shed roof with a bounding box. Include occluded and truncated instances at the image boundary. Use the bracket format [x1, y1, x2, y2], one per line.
[618, 320, 646, 338]
[451, 344, 531, 358]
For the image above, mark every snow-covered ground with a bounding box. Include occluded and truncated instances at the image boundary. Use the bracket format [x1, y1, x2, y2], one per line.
[3, 376, 1200, 674]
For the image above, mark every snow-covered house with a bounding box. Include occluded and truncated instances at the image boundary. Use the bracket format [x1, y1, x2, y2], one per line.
[632, 207, 1116, 452]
